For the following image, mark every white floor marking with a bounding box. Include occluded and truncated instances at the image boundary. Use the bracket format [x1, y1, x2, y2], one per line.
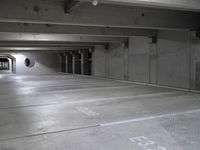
[129, 136, 167, 150]
[101, 108, 200, 126]
[57, 85, 139, 92]
[76, 107, 99, 117]
[0, 92, 175, 109]
[56, 92, 175, 105]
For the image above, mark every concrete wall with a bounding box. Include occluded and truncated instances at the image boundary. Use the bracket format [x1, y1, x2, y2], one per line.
[108, 43, 124, 80]
[10, 52, 59, 75]
[93, 45, 107, 78]
[129, 36, 151, 83]
[93, 44, 126, 80]
[93, 30, 200, 90]
[190, 35, 200, 90]
[156, 31, 191, 88]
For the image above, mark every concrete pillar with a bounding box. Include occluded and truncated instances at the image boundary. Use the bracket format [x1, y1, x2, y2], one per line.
[66, 52, 73, 73]
[105, 46, 109, 78]
[149, 43, 158, 84]
[123, 42, 129, 81]
[72, 52, 75, 74]
[88, 49, 93, 76]
[60, 54, 66, 73]
[73, 51, 81, 74]
[65, 53, 68, 72]
[189, 31, 200, 90]
[59, 54, 62, 72]
[81, 51, 84, 75]
[92, 45, 107, 77]
[81, 50, 92, 76]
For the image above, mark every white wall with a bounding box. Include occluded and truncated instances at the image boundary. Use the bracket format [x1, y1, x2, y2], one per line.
[11, 52, 59, 75]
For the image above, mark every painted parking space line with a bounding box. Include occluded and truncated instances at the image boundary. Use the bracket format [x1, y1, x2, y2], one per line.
[76, 107, 99, 117]
[52, 85, 142, 93]
[0, 85, 141, 97]
[101, 108, 200, 126]
[0, 92, 176, 109]
[57, 91, 178, 105]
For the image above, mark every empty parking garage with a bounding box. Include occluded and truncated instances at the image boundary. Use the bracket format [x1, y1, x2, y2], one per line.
[0, 0, 200, 150]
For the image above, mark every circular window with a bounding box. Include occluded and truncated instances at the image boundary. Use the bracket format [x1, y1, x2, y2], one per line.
[24, 58, 35, 68]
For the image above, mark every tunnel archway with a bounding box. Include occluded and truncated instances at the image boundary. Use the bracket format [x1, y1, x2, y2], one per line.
[0, 54, 16, 73]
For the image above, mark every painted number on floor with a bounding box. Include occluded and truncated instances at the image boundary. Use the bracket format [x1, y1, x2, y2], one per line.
[129, 136, 167, 150]
[76, 107, 99, 117]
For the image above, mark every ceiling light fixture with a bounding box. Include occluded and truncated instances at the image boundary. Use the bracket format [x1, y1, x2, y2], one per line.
[91, 0, 98, 6]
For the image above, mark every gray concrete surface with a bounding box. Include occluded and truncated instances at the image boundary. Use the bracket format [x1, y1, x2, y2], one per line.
[93, 31, 200, 90]
[0, 73, 200, 150]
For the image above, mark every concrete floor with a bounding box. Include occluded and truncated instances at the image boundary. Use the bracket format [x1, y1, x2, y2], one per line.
[0, 74, 200, 150]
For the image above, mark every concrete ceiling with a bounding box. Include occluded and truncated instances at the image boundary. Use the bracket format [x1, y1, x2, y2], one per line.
[0, 0, 199, 30]
[0, 46, 94, 52]
[0, 23, 157, 37]
[83, 0, 200, 12]
[0, 32, 127, 52]
[0, 0, 200, 52]
[0, 32, 127, 43]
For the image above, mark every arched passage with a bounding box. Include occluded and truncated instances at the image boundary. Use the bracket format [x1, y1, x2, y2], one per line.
[0, 54, 16, 73]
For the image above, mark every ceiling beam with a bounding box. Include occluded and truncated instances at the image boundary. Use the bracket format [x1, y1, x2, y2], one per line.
[0, 42, 103, 47]
[0, 23, 157, 37]
[64, 0, 81, 13]
[0, 0, 199, 30]
[0, 46, 93, 52]
[0, 32, 127, 43]
[83, 0, 200, 12]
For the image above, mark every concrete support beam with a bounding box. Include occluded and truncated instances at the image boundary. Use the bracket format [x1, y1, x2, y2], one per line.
[72, 53, 76, 74]
[72, 51, 81, 74]
[60, 54, 67, 72]
[81, 50, 92, 75]
[189, 31, 199, 90]
[0, 32, 127, 43]
[149, 43, 158, 84]
[64, 0, 80, 13]
[0, 23, 157, 37]
[84, 0, 200, 12]
[81, 52, 84, 75]
[66, 52, 73, 73]
[0, 46, 93, 52]
[123, 43, 129, 81]
[0, 0, 199, 30]
[0, 42, 98, 47]
[105, 46, 110, 78]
